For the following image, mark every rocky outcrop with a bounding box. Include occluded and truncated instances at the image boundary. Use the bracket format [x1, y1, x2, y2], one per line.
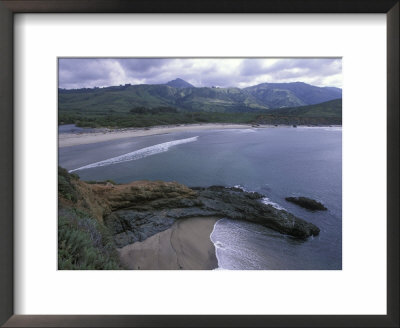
[97, 183, 320, 248]
[285, 196, 327, 211]
[70, 180, 197, 223]
[63, 175, 321, 248]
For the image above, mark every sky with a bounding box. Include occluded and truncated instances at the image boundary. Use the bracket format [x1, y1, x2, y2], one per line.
[58, 58, 342, 90]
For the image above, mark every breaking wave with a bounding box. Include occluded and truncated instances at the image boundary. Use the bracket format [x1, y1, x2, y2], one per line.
[210, 218, 277, 270]
[69, 136, 199, 173]
[261, 197, 286, 210]
[233, 185, 285, 210]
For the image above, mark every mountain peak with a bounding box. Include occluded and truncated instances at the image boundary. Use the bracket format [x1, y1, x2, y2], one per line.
[166, 78, 194, 88]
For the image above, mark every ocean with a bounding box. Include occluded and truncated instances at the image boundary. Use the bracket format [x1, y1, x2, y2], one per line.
[59, 126, 342, 270]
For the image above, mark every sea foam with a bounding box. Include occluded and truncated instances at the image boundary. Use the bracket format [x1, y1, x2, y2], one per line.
[261, 197, 286, 210]
[69, 136, 199, 173]
[210, 218, 271, 270]
[233, 185, 285, 210]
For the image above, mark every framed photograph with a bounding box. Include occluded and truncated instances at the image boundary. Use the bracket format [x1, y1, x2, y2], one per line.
[58, 56, 342, 272]
[1, 0, 398, 327]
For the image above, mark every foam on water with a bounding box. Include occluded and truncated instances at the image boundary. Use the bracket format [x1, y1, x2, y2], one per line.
[69, 136, 198, 172]
[234, 129, 257, 133]
[297, 126, 342, 132]
[210, 218, 318, 270]
[233, 184, 247, 191]
[233, 185, 285, 210]
[210, 218, 276, 270]
[323, 127, 342, 132]
[261, 197, 286, 210]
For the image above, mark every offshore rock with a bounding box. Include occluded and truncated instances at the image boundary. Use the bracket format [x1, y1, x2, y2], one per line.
[285, 196, 327, 211]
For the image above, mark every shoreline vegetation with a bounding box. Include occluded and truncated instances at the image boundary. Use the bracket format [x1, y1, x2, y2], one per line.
[59, 103, 341, 130]
[58, 167, 320, 270]
[59, 108, 342, 131]
[59, 123, 341, 148]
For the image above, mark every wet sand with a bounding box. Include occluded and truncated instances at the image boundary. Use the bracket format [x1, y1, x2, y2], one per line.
[118, 217, 219, 270]
[58, 124, 256, 148]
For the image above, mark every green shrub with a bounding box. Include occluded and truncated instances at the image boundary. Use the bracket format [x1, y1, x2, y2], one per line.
[58, 166, 79, 202]
[58, 208, 121, 270]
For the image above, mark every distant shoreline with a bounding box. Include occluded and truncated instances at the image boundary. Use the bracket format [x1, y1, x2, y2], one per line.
[58, 123, 257, 148]
[58, 123, 341, 148]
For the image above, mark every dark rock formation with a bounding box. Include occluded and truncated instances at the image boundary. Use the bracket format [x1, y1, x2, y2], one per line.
[102, 183, 320, 248]
[285, 196, 327, 211]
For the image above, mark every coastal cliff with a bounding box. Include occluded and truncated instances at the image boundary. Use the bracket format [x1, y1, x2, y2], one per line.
[58, 167, 320, 269]
[103, 184, 320, 248]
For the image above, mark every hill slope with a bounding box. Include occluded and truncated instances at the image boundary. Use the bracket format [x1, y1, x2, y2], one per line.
[268, 99, 342, 117]
[59, 81, 341, 113]
[251, 99, 342, 126]
[244, 82, 342, 108]
[166, 78, 194, 88]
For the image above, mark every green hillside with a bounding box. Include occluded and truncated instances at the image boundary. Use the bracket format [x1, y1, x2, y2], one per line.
[244, 82, 342, 108]
[58, 80, 342, 128]
[251, 99, 342, 126]
[59, 80, 341, 114]
[59, 85, 270, 114]
[58, 84, 179, 112]
[174, 87, 268, 112]
[267, 99, 342, 117]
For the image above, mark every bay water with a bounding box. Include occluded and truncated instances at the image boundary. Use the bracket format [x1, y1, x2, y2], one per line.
[59, 126, 342, 270]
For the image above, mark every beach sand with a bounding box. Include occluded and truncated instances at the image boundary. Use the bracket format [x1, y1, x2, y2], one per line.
[118, 217, 219, 270]
[58, 123, 256, 148]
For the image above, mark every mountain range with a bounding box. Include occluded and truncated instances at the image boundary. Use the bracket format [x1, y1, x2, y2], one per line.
[59, 79, 342, 113]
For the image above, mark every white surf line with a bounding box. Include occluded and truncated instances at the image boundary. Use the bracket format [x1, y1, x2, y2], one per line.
[261, 197, 286, 210]
[69, 136, 199, 173]
[233, 185, 286, 210]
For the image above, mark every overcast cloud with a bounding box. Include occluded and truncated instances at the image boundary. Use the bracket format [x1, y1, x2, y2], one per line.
[59, 58, 342, 89]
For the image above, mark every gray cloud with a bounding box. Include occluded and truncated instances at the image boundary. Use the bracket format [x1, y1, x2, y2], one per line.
[58, 58, 342, 89]
[239, 58, 341, 80]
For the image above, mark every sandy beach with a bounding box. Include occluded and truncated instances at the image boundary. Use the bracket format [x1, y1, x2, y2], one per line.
[58, 123, 256, 148]
[118, 217, 219, 270]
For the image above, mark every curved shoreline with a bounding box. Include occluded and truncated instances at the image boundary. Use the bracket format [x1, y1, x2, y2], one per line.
[59, 123, 341, 148]
[58, 123, 257, 148]
[118, 217, 219, 270]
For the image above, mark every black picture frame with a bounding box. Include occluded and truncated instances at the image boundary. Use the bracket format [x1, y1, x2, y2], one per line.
[0, 1, 398, 327]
